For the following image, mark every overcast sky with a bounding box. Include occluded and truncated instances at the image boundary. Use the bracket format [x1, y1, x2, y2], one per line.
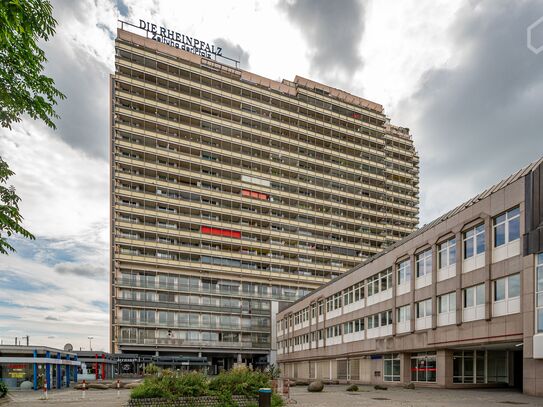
[0, 0, 542, 351]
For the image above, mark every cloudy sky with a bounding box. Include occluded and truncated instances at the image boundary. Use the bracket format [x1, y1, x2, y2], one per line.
[0, 0, 542, 351]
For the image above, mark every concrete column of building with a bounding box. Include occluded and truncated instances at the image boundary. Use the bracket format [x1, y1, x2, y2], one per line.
[454, 231, 463, 326]
[483, 215, 492, 321]
[431, 241, 438, 329]
[309, 300, 314, 349]
[392, 258, 398, 336]
[436, 350, 448, 387]
[401, 353, 411, 384]
[409, 252, 416, 333]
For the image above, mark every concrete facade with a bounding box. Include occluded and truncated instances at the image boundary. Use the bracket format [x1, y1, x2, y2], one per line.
[277, 158, 543, 396]
[110, 22, 419, 370]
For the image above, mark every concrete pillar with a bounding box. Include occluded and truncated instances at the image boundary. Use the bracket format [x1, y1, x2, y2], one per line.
[431, 243, 438, 329]
[392, 260, 397, 336]
[484, 216, 492, 321]
[237, 353, 242, 363]
[409, 253, 416, 333]
[400, 353, 411, 384]
[455, 231, 463, 326]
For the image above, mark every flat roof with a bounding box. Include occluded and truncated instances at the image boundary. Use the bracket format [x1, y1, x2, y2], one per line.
[116, 28, 385, 115]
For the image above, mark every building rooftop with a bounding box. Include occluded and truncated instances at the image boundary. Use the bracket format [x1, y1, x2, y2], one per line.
[116, 27, 386, 116]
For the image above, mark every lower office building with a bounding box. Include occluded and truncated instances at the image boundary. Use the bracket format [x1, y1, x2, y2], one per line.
[276, 157, 543, 396]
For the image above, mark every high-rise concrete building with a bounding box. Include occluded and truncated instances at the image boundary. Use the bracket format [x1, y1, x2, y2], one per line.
[110, 24, 419, 371]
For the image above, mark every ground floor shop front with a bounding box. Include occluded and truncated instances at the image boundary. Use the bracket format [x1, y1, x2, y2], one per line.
[280, 347, 523, 390]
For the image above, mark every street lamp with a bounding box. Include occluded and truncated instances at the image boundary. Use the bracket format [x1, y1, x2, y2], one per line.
[88, 336, 94, 351]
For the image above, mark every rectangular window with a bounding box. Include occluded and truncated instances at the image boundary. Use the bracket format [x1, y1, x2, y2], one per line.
[464, 284, 485, 308]
[416, 249, 432, 278]
[397, 259, 411, 285]
[494, 274, 521, 302]
[438, 238, 456, 268]
[464, 224, 485, 259]
[384, 353, 401, 382]
[397, 304, 411, 322]
[438, 292, 456, 313]
[416, 299, 432, 318]
[493, 207, 520, 247]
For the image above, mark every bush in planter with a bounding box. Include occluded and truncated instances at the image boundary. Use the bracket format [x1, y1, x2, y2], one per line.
[144, 363, 159, 376]
[130, 377, 171, 399]
[162, 371, 208, 397]
[209, 366, 270, 398]
[0, 381, 8, 398]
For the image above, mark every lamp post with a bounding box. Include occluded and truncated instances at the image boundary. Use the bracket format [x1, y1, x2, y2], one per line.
[88, 336, 94, 351]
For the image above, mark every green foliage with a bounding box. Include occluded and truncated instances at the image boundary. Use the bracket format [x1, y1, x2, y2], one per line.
[0, 380, 8, 398]
[144, 363, 159, 376]
[130, 377, 171, 399]
[266, 364, 281, 379]
[208, 365, 270, 398]
[0, 157, 35, 254]
[130, 366, 284, 406]
[161, 371, 208, 397]
[0, 0, 65, 129]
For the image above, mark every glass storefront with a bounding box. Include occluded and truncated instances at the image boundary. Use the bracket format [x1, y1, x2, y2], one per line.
[384, 353, 401, 382]
[411, 352, 436, 382]
[453, 350, 508, 384]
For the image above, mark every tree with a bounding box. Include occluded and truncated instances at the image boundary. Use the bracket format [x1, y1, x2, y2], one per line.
[0, 0, 64, 253]
[0, 0, 65, 129]
[0, 158, 34, 254]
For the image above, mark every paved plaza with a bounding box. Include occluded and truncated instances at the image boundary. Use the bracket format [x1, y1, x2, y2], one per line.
[288, 385, 543, 407]
[2, 385, 543, 406]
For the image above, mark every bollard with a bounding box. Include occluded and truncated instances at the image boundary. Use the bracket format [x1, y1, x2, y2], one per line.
[258, 388, 272, 407]
[43, 380, 48, 400]
[82, 379, 86, 399]
[116, 379, 120, 398]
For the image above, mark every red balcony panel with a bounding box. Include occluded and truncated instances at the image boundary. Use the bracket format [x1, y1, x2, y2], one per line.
[201, 226, 241, 239]
[241, 189, 268, 201]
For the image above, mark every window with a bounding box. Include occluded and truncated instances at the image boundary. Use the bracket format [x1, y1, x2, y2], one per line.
[464, 284, 485, 308]
[384, 354, 401, 382]
[464, 224, 485, 259]
[453, 350, 485, 384]
[397, 259, 411, 285]
[416, 249, 432, 278]
[416, 299, 432, 318]
[438, 292, 456, 313]
[367, 268, 392, 296]
[493, 207, 520, 247]
[368, 310, 392, 329]
[536, 254, 543, 333]
[354, 318, 364, 332]
[494, 274, 520, 301]
[411, 352, 436, 382]
[343, 282, 364, 306]
[438, 238, 456, 268]
[397, 305, 411, 322]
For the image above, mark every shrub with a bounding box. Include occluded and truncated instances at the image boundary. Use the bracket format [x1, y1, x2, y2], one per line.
[144, 363, 159, 376]
[266, 364, 281, 380]
[209, 366, 270, 398]
[162, 371, 208, 397]
[0, 381, 7, 398]
[130, 377, 171, 399]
